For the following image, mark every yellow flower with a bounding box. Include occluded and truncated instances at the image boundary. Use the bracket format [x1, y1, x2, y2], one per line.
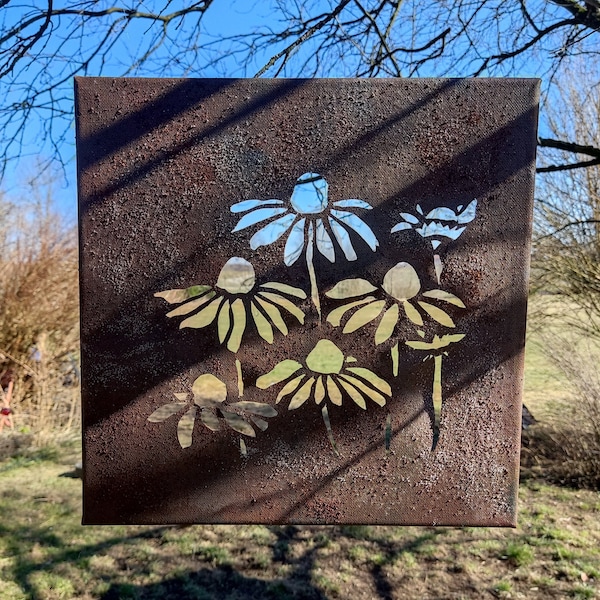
[155, 257, 306, 352]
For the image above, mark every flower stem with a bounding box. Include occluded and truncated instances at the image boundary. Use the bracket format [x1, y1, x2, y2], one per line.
[321, 404, 339, 456]
[434, 253, 443, 284]
[432, 354, 443, 450]
[306, 223, 321, 319]
[235, 358, 244, 397]
[391, 342, 399, 377]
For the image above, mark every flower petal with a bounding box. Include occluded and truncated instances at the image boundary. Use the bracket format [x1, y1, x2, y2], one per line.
[329, 216, 357, 261]
[326, 279, 377, 299]
[177, 407, 197, 448]
[326, 376, 343, 406]
[256, 360, 303, 388]
[375, 303, 399, 345]
[258, 291, 305, 324]
[180, 297, 224, 329]
[418, 301, 455, 327]
[422, 290, 466, 308]
[276, 374, 305, 403]
[456, 199, 477, 224]
[288, 377, 315, 410]
[217, 299, 231, 343]
[339, 374, 387, 406]
[403, 300, 424, 326]
[230, 199, 284, 213]
[314, 376, 325, 404]
[148, 402, 187, 422]
[250, 213, 297, 249]
[327, 296, 376, 327]
[200, 409, 221, 431]
[193, 373, 227, 406]
[390, 222, 413, 233]
[256, 297, 288, 335]
[251, 416, 269, 431]
[343, 300, 386, 333]
[333, 199, 373, 210]
[155, 285, 212, 304]
[227, 298, 247, 352]
[338, 378, 366, 409]
[346, 367, 392, 396]
[330, 210, 379, 251]
[315, 218, 336, 262]
[260, 282, 307, 299]
[251, 302, 274, 344]
[232, 207, 287, 232]
[229, 401, 277, 417]
[284, 218, 306, 266]
[220, 410, 255, 437]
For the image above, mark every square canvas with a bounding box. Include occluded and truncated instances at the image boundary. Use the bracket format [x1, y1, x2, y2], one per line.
[75, 77, 539, 525]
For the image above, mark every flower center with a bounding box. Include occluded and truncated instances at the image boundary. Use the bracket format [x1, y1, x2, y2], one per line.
[382, 262, 421, 301]
[216, 257, 255, 294]
[290, 172, 329, 214]
[306, 339, 344, 374]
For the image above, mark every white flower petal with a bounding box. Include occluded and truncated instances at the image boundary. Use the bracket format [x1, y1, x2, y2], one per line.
[457, 199, 478, 224]
[232, 207, 287, 232]
[330, 210, 379, 251]
[284, 218, 306, 266]
[250, 213, 297, 249]
[230, 199, 284, 213]
[333, 199, 372, 210]
[315, 219, 335, 262]
[329, 217, 357, 261]
[391, 222, 412, 233]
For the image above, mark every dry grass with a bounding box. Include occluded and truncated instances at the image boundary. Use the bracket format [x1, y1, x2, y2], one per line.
[0, 195, 79, 445]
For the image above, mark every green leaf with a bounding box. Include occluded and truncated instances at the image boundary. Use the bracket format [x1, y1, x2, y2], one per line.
[256, 360, 303, 388]
[229, 401, 277, 417]
[154, 285, 212, 304]
[325, 278, 377, 299]
[147, 402, 186, 422]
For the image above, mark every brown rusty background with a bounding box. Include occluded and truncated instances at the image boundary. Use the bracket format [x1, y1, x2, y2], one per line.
[75, 78, 539, 526]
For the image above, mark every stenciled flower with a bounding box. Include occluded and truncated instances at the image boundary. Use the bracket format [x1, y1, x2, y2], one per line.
[155, 257, 306, 354]
[391, 200, 477, 282]
[325, 262, 465, 376]
[148, 373, 277, 454]
[230, 172, 379, 317]
[405, 334, 465, 450]
[256, 339, 390, 454]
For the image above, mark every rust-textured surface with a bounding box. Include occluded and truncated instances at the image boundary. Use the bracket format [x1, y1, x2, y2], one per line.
[75, 77, 539, 526]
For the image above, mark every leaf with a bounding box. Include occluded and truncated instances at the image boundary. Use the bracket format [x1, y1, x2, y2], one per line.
[256, 360, 303, 388]
[166, 291, 216, 318]
[315, 218, 335, 262]
[229, 401, 277, 417]
[250, 213, 297, 249]
[260, 282, 307, 299]
[314, 376, 325, 404]
[251, 302, 274, 344]
[333, 199, 373, 210]
[403, 300, 423, 326]
[330, 210, 379, 251]
[375, 303, 399, 345]
[276, 374, 305, 403]
[148, 402, 186, 422]
[422, 290, 466, 308]
[326, 279, 377, 299]
[258, 292, 304, 324]
[328, 216, 357, 261]
[227, 298, 247, 352]
[326, 376, 343, 406]
[418, 301, 455, 327]
[339, 374, 387, 407]
[283, 218, 306, 266]
[230, 199, 284, 213]
[180, 296, 224, 329]
[326, 297, 375, 326]
[256, 297, 288, 335]
[288, 377, 315, 410]
[220, 410, 255, 437]
[177, 407, 197, 448]
[232, 207, 287, 231]
[217, 299, 231, 343]
[338, 378, 367, 409]
[154, 285, 212, 304]
[193, 373, 227, 406]
[200, 409, 221, 431]
[346, 367, 392, 396]
[343, 300, 386, 333]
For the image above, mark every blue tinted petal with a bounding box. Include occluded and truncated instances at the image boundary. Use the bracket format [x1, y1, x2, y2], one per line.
[232, 207, 287, 232]
[391, 222, 412, 233]
[400, 212, 420, 224]
[284, 218, 306, 266]
[250, 213, 297, 249]
[457, 199, 478, 224]
[231, 199, 284, 213]
[329, 217, 357, 261]
[315, 219, 335, 262]
[330, 210, 379, 251]
[333, 199, 373, 210]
